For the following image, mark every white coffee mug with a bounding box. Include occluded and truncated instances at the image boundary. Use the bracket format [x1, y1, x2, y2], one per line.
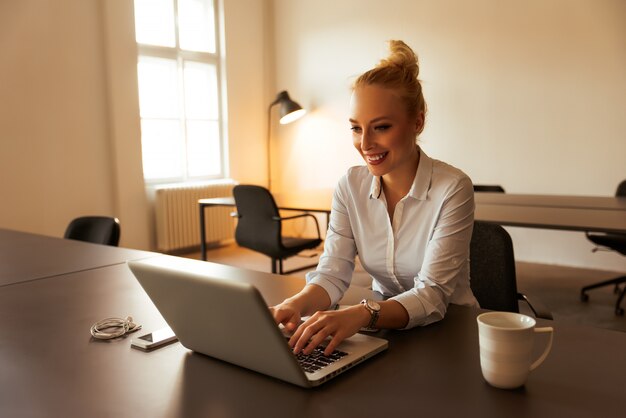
[477, 312, 553, 389]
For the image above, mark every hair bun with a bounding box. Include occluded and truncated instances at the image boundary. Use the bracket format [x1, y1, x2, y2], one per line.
[379, 40, 420, 79]
[353, 39, 427, 130]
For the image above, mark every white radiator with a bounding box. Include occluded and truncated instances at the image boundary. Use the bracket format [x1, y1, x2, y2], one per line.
[155, 181, 236, 252]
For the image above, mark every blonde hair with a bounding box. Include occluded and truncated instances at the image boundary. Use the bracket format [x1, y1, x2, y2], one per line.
[354, 40, 427, 133]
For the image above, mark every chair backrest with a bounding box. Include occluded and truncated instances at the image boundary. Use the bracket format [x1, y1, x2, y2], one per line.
[473, 184, 505, 193]
[616, 179, 626, 197]
[469, 221, 519, 313]
[233, 185, 283, 258]
[64, 216, 120, 246]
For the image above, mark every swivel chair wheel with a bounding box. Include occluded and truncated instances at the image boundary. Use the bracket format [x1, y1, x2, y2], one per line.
[616, 307, 624, 316]
[580, 292, 589, 302]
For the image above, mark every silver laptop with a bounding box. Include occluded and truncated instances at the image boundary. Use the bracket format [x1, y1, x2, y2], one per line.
[127, 257, 388, 388]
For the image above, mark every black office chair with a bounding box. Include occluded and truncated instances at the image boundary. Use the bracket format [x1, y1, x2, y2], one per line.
[470, 220, 552, 319]
[232, 185, 323, 274]
[580, 180, 626, 315]
[473, 184, 505, 193]
[64, 216, 121, 247]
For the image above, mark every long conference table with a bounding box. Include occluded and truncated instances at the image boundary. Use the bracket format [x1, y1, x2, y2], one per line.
[199, 191, 626, 260]
[1, 228, 626, 417]
[0, 228, 156, 287]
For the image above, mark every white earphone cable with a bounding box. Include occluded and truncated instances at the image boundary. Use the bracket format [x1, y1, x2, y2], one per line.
[90, 316, 142, 340]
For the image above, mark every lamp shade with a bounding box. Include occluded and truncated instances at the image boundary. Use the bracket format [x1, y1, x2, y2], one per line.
[272, 91, 306, 124]
[267, 90, 305, 191]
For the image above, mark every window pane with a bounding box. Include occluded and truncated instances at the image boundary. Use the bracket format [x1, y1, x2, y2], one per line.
[186, 120, 221, 177]
[184, 61, 219, 120]
[178, 0, 216, 53]
[137, 57, 179, 118]
[141, 119, 184, 180]
[134, 0, 176, 47]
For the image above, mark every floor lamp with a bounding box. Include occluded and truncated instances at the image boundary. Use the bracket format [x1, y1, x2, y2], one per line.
[267, 90, 306, 191]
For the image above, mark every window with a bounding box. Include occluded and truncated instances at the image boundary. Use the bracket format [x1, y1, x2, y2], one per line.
[134, 0, 224, 183]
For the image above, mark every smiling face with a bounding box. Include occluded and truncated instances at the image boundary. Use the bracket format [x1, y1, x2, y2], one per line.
[349, 84, 423, 180]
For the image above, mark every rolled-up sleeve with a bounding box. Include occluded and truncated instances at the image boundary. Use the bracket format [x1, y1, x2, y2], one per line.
[305, 177, 357, 307]
[390, 176, 475, 328]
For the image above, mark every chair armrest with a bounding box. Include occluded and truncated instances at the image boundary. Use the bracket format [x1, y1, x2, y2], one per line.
[274, 213, 315, 221]
[517, 292, 553, 320]
[272, 213, 321, 238]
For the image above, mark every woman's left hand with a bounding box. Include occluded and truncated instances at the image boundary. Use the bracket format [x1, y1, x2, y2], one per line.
[288, 305, 370, 357]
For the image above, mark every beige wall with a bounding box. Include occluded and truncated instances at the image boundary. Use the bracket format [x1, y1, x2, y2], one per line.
[1, 0, 624, 271]
[0, 0, 120, 240]
[0, 0, 269, 250]
[222, 0, 272, 185]
[270, 0, 626, 270]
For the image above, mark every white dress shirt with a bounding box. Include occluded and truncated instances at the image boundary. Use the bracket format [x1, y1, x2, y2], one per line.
[306, 149, 478, 329]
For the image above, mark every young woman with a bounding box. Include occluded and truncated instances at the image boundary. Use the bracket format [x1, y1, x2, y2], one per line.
[270, 40, 478, 356]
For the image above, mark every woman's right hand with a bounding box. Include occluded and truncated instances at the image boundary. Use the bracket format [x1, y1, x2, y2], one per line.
[269, 302, 302, 333]
[269, 284, 332, 334]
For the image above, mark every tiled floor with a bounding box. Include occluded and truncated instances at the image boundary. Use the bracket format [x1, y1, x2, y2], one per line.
[184, 243, 626, 333]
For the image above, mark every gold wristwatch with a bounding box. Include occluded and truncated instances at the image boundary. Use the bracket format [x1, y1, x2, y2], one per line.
[360, 299, 381, 330]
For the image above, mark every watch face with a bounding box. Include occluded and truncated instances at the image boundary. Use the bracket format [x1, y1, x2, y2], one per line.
[366, 300, 381, 312]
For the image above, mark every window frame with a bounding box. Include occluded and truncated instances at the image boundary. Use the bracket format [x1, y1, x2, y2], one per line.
[135, 0, 226, 185]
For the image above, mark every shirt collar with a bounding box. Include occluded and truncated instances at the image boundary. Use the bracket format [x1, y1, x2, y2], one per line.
[369, 175, 383, 199]
[369, 148, 433, 201]
[409, 149, 432, 201]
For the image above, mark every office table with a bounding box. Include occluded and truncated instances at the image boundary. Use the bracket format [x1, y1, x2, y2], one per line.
[0, 228, 157, 287]
[474, 193, 626, 210]
[199, 191, 626, 260]
[474, 192, 626, 234]
[1, 251, 625, 418]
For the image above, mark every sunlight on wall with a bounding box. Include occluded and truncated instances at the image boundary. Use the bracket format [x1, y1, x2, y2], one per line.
[277, 105, 363, 193]
[271, 0, 626, 270]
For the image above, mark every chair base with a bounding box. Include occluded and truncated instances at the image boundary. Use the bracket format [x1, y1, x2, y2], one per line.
[580, 275, 626, 315]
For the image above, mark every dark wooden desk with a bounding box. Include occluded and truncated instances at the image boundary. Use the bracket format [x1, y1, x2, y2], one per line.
[1, 254, 625, 417]
[0, 228, 157, 287]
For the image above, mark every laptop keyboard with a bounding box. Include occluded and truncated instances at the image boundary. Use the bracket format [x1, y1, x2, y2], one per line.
[290, 340, 348, 373]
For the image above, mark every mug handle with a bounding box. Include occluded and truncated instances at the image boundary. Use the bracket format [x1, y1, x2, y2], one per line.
[530, 326, 554, 371]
